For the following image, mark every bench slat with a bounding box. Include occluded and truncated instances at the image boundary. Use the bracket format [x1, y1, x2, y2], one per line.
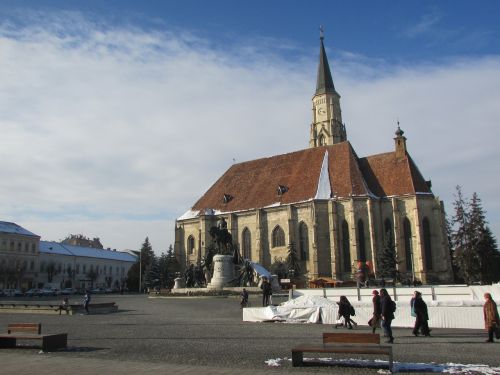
[8, 323, 41, 334]
[323, 332, 380, 344]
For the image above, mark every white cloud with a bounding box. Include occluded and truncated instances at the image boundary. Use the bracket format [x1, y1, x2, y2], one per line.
[1, 12, 499, 253]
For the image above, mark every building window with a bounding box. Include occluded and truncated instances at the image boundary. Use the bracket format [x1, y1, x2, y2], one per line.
[76, 264, 80, 274]
[17, 242, 22, 251]
[10, 241, 14, 250]
[1, 240, 6, 250]
[31, 243, 36, 253]
[422, 217, 433, 270]
[30, 261, 34, 271]
[41, 262, 46, 272]
[403, 218, 413, 272]
[384, 218, 392, 240]
[319, 134, 326, 146]
[271, 225, 285, 248]
[342, 220, 351, 272]
[187, 235, 195, 255]
[24, 243, 29, 252]
[83, 265, 87, 274]
[299, 222, 309, 261]
[242, 228, 251, 260]
[357, 219, 366, 262]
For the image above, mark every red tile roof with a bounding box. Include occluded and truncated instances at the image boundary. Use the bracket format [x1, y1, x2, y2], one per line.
[189, 142, 432, 214]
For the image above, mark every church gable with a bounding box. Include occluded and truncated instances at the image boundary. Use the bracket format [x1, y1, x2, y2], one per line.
[359, 152, 432, 197]
[327, 142, 371, 198]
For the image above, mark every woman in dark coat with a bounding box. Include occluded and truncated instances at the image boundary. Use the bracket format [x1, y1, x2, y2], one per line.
[335, 296, 355, 329]
[483, 293, 499, 342]
[411, 291, 430, 336]
[380, 288, 395, 343]
[369, 290, 382, 334]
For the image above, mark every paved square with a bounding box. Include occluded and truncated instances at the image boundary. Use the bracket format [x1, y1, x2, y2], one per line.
[0, 294, 498, 374]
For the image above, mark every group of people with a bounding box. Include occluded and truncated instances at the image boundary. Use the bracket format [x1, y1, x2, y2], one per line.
[57, 290, 92, 315]
[364, 289, 498, 344]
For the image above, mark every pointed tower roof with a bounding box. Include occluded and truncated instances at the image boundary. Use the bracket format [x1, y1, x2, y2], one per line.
[315, 29, 338, 96]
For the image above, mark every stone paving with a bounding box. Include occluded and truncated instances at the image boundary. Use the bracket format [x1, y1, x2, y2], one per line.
[0, 294, 498, 374]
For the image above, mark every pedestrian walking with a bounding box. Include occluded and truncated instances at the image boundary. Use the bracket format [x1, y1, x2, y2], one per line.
[380, 288, 395, 343]
[260, 277, 272, 307]
[240, 288, 249, 308]
[411, 291, 431, 336]
[483, 293, 500, 343]
[335, 296, 357, 329]
[57, 297, 70, 315]
[83, 291, 91, 314]
[368, 289, 381, 334]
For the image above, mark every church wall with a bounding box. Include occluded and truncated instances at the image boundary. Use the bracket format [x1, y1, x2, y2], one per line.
[313, 201, 332, 278]
[235, 211, 259, 261]
[263, 206, 289, 266]
[292, 203, 315, 277]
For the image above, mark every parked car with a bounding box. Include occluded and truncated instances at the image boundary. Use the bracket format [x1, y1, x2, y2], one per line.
[25, 288, 42, 297]
[3, 289, 23, 297]
[104, 288, 113, 294]
[39, 288, 57, 296]
[90, 288, 106, 294]
[61, 288, 76, 295]
[0, 290, 6, 297]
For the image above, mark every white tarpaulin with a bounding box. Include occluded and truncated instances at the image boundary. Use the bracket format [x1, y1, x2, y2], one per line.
[242, 295, 487, 329]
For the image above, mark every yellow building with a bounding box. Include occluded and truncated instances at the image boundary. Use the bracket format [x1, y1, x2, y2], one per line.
[174, 35, 453, 284]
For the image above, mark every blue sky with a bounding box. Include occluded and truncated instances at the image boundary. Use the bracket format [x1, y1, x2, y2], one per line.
[1, 1, 499, 253]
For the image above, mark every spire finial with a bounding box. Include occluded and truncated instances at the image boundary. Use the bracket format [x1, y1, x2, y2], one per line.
[320, 25, 324, 40]
[395, 119, 404, 136]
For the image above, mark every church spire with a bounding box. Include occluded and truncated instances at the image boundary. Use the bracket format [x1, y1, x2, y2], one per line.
[309, 27, 346, 148]
[315, 26, 337, 96]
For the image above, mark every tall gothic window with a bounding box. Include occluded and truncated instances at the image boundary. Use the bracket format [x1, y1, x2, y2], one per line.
[299, 222, 309, 261]
[403, 218, 413, 272]
[187, 235, 195, 255]
[422, 217, 433, 270]
[242, 228, 251, 260]
[319, 134, 326, 146]
[272, 225, 285, 248]
[342, 220, 351, 272]
[384, 218, 392, 240]
[357, 219, 366, 262]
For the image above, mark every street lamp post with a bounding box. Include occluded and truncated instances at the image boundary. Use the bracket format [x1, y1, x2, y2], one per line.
[139, 250, 142, 293]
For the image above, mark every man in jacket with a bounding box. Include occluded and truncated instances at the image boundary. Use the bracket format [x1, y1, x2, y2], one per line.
[483, 293, 499, 343]
[411, 291, 431, 336]
[380, 288, 395, 343]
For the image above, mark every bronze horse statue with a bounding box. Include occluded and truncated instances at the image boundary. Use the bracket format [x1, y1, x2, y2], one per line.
[209, 226, 233, 255]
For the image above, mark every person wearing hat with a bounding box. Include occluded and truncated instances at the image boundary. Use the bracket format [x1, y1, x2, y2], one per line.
[369, 290, 381, 334]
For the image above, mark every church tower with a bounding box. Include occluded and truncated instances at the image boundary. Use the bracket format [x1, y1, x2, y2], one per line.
[309, 30, 346, 148]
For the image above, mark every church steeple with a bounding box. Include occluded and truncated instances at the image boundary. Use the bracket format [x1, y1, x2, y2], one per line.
[309, 28, 346, 148]
[315, 29, 337, 96]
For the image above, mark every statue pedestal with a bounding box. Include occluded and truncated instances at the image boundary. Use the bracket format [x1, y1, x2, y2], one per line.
[173, 277, 183, 289]
[207, 255, 234, 289]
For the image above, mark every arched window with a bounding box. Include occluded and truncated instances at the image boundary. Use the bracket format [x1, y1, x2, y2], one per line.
[272, 225, 285, 248]
[422, 217, 433, 270]
[342, 220, 351, 272]
[187, 235, 195, 255]
[242, 228, 251, 260]
[319, 134, 326, 146]
[384, 218, 392, 240]
[403, 218, 413, 272]
[357, 219, 366, 262]
[299, 222, 309, 260]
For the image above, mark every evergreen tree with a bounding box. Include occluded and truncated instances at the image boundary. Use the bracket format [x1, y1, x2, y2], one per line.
[286, 242, 301, 277]
[377, 230, 399, 281]
[145, 255, 160, 289]
[452, 188, 499, 284]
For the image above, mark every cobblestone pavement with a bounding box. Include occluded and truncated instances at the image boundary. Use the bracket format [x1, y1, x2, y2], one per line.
[0, 294, 499, 374]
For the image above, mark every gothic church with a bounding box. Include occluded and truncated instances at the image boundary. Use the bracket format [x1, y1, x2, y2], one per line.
[174, 34, 453, 284]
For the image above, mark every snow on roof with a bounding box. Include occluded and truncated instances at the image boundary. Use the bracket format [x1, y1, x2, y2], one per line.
[315, 150, 332, 199]
[39, 241, 73, 256]
[0, 221, 39, 237]
[39, 241, 137, 262]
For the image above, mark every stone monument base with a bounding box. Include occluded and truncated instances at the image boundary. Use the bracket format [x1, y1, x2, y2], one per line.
[207, 254, 235, 289]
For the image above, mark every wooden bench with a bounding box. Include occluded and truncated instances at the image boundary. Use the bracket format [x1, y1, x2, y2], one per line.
[291, 332, 393, 372]
[0, 323, 67, 351]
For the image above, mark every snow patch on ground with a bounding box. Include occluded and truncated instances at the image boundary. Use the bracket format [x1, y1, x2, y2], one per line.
[265, 357, 500, 374]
